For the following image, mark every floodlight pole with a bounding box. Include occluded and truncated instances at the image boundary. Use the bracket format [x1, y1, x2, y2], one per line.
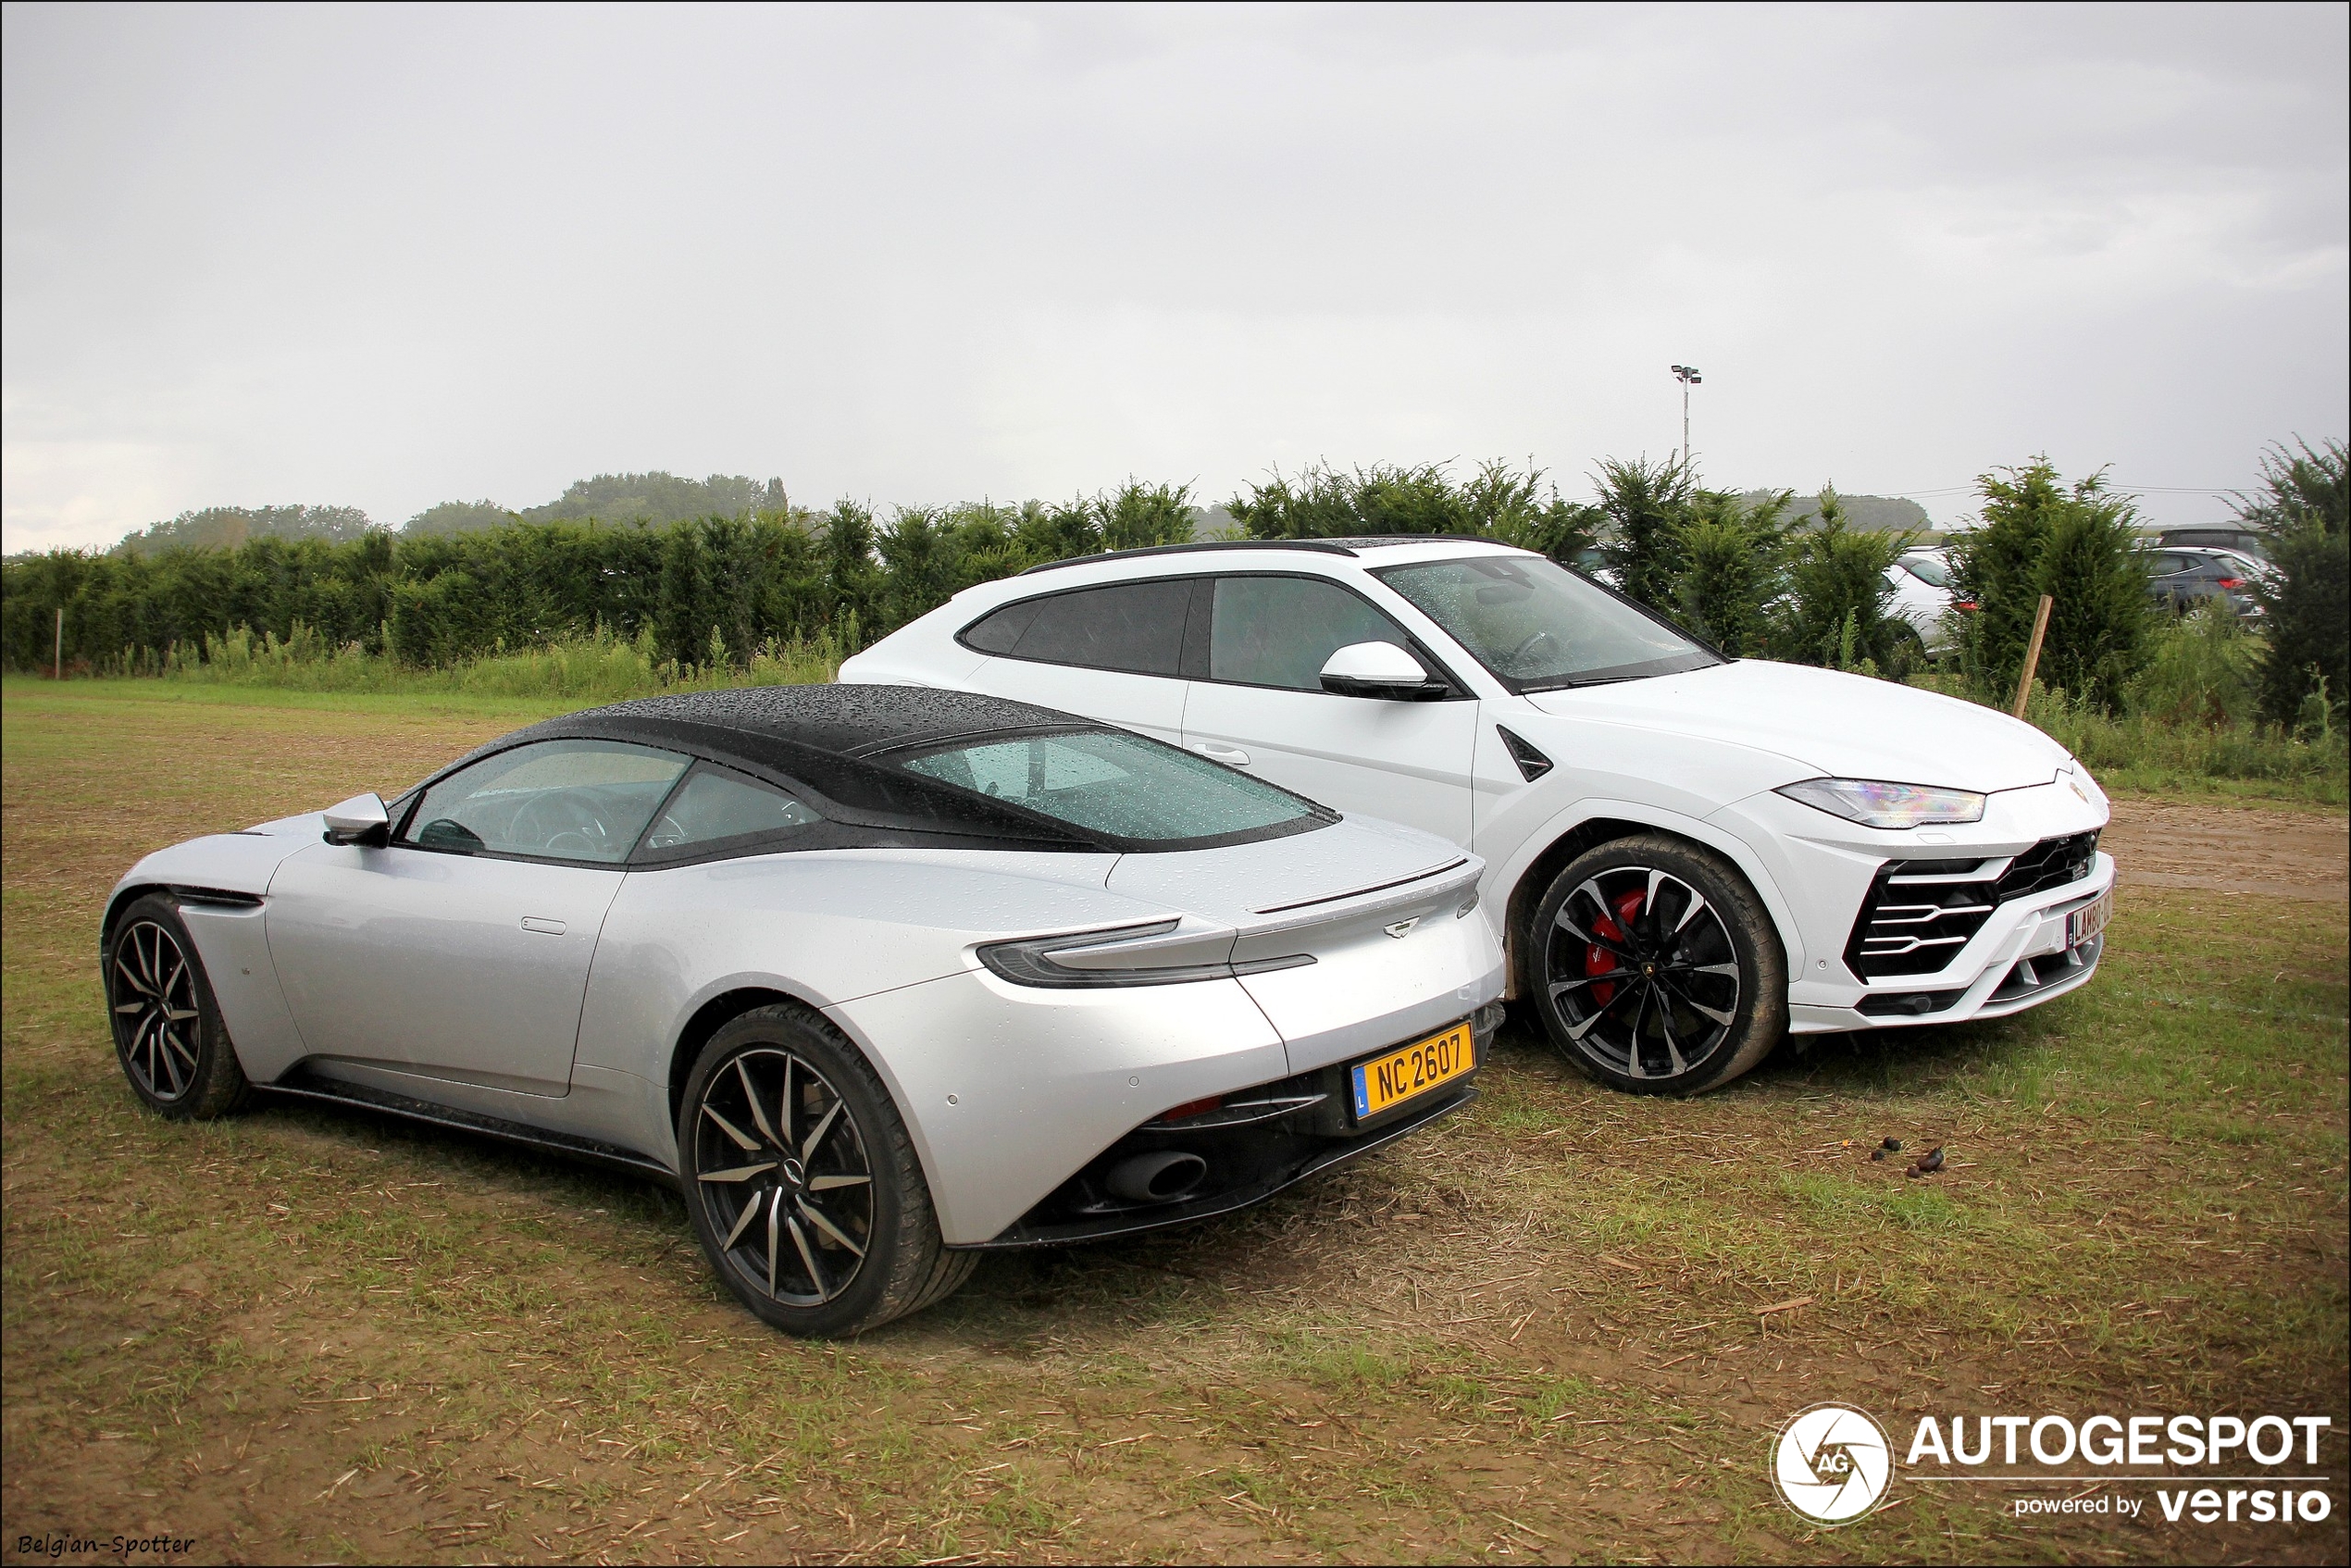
[1669, 365, 1703, 469]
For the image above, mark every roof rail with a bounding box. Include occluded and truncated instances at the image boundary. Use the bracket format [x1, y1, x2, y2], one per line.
[1015, 539, 1361, 575]
[1013, 532, 1521, 577]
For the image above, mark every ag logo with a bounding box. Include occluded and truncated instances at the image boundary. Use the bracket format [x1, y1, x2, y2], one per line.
[1771, 1402, 1893, 1524]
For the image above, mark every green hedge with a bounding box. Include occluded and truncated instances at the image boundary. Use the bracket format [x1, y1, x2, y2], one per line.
[2, 486, 1199, 674]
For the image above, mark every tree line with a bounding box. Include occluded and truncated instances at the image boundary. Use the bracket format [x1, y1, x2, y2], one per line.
[5, 444, 2343, 728]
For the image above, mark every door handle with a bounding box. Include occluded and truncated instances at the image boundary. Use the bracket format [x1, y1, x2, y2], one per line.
[1194, 743, 1250, 766]
[520, 916, 566, 935]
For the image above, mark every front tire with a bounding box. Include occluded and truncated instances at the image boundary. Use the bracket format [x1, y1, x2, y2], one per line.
[678, 1004, 973, 1337]
[105, 894, 251, 1119]
[1526, 835, 1786, 1095]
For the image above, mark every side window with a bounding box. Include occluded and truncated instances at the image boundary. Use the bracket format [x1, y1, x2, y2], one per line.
[960, 580, 1192, 675]
[636, 765, 821, 859]
[1209, 575, 1413, 691]
[403, 740, 689, 864]
[961, 598, 1040, 654]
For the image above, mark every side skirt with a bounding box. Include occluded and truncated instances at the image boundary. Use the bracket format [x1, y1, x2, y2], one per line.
[261, 1066, 680, 1190]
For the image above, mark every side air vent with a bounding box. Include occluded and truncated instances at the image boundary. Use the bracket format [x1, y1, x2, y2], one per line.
[1496, 727, 1553, 781]
[1845, 831, 2101, 979]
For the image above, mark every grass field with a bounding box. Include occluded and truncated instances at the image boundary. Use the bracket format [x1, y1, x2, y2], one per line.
[2, 680, 2345, 1565]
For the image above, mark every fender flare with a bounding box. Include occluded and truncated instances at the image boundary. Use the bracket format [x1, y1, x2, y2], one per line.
[1490, 796, 1808, 992]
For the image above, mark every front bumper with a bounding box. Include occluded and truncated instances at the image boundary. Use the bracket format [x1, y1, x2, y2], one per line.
[1713, 778, 2113, 1033]
[1787, 852, 2114, 1032]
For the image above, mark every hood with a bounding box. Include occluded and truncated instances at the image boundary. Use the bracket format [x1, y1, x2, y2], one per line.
[1524, 659, 2069, 794]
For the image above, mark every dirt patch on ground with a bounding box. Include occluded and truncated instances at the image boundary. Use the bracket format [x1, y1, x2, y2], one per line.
[2105, 798, 2348, 902]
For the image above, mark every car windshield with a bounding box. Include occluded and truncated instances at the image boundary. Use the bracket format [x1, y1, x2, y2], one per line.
[1375, 555, 1722, 690]
[1898, 554, 1951, 588]
[893, 728, 1327, 847]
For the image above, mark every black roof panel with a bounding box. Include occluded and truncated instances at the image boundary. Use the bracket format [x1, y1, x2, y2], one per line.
[424, 684, 1108, 852]
[577, 683, 1080, 757]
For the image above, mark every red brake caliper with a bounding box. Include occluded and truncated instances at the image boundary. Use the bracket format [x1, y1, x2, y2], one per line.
[1586, 890, 1645, 1007]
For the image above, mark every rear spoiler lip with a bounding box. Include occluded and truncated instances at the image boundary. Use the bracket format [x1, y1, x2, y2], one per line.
[1249, 856, 1472, 915]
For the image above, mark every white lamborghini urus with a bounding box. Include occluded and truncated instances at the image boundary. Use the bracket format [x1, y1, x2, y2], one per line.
[840, 536, 2114, 1095]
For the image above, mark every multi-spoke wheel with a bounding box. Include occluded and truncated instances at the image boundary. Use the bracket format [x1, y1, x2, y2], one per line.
[678, 1005, 975, 1336]
[104, 894, 250, 1119]
[694, 1046, 876, 1308]
[1527, 835, 1786, 1095]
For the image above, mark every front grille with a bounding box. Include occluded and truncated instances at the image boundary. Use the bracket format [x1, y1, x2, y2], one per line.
[1846, 831, 2099, 979]
[1996, 831, 2100, 902]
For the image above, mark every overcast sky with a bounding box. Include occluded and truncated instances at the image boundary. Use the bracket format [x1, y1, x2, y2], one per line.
[4, 2, 2345, 551]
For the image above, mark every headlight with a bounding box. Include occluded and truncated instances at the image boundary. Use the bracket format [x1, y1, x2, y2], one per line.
[1775, 778, 1985, 828]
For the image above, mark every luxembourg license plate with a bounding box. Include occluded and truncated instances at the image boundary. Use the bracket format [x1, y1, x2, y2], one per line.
[2066, 888, 2113, 949]
[1350, 1021, 1474, 1121]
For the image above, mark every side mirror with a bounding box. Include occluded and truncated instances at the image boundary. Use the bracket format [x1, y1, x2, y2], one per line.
[322, 792, 391, 848]
[1319, 641, 1447, 702]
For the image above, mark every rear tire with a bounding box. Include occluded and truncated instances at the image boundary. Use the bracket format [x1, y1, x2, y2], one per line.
[678, 1004, 972, 1337]
[1525, 835, 1785, 1095]
[105, 894, 251, 1120]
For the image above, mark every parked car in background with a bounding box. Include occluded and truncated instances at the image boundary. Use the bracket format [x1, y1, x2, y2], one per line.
[1885, 550, 1961, 655]
[102, 686, 1502, 1336]
[842, 536, 2114, 1097]
[2137, 546, 2265, 618]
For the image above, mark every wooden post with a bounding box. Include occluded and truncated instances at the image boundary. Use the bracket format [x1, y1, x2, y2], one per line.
[55, 605, 64, 681]
[2010, 592, 2053, 718]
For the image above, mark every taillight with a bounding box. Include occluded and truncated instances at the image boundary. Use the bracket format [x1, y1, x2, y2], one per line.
[1953, 601, 1979, 612]
[2218, 577, 2245, 589]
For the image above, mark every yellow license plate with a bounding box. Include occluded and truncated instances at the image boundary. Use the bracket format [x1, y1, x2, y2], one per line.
[1350, 1021, 1474, 1120]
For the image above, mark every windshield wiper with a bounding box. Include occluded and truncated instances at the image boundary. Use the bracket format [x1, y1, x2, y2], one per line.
[1521, 672, 1651, 691]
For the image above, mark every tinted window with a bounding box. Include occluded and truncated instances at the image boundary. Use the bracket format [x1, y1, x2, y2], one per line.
[404, 740, 688, 863]
[1210, 575, 1413, 691]
[961, 580, 1191, 675]
[962, 598, 1040, 654]
[1376, 554, 1720, 690]
[637, 765, 821, 858]
[2163, 530, 2255, 551]
[895, 729, 1323, 846]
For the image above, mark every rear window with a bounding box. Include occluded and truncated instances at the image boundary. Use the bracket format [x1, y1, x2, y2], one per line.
[960, 580, 1193, 676]
[1897, 554, 1950, 588]
[892, 728, 1328, 848]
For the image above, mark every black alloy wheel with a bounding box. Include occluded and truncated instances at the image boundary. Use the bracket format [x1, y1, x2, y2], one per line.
[678, 1005, 974, 1336]
[1528, 835, 1786, 1096]
[104, 893, 251, 1119]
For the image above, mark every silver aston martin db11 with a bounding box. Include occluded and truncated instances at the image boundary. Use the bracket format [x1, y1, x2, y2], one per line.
[103, 685, 1503, 1334]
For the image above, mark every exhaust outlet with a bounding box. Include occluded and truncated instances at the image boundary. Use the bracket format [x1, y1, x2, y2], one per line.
[1106, 1151, 1207, 1204]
